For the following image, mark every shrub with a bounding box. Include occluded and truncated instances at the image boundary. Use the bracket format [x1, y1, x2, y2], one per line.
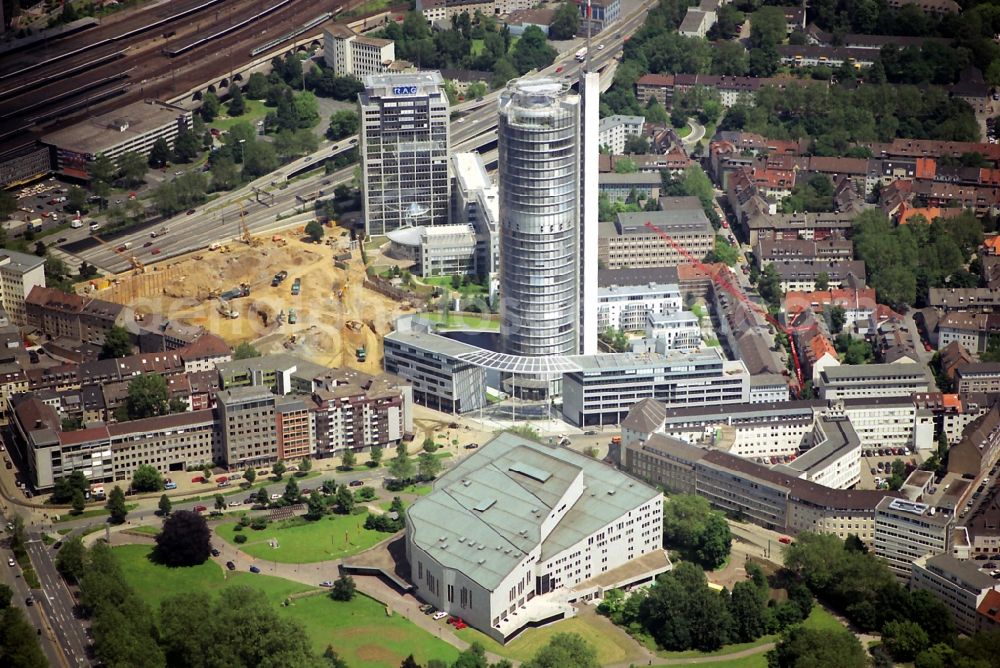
[250, 518, 268, 530]
[234, 534, 247, 544]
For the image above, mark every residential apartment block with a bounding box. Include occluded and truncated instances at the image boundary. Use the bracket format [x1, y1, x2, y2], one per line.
[817, 364, 931, 400]
[216, 386, 279, 468]
[597, 281, 682, 332]
[598, 115, 643, 154]
[955, 363, 1000, 395]
[25, 286, 132, 346]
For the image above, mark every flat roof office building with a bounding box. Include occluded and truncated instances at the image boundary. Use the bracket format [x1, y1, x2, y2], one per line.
[360, 72, 450, 236]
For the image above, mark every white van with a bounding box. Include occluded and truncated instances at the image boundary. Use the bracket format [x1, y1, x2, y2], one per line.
[70, 219, 83, 229]
[89, 222, 100, 232]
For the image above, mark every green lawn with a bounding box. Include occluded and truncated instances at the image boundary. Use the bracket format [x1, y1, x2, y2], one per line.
[423, 275, 488, 297]
[800, 605, 844, 632]
[284, 593, 460, 668]
[127, 525, 161, 536]
[403, 483, 433, 496]
[421, 311, 500, 331]
[215, 514, 388, 563]
[676, 123, 692, 138]
[55, 504, 138, 523]
[471, 38, 485, 56]
[212, 99, 270, 133]
[114, 544, 311, 612]
[114, 546, 457, 666]
[456, 616, 639, 665]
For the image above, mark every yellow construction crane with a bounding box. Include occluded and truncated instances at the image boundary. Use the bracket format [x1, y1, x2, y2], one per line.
[94, 235, 144, 274]
[239, 201, 260, 246]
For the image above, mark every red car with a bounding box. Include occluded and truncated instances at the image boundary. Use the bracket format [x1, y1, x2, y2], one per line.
[447, 617, 467, 629]
[191, 476, 204, 483]
[215, 476, 228, 484]
[151, 248, 161, 255]
[193, 505, 207, 513]
[778, 536, 792, 545]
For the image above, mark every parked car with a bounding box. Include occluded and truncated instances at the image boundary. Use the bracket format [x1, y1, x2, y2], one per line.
[419, 604, 434, 614]
[778, 536, 792, 545]
[226, 561, 236, 570]
[211, 548, 220, 557]
[24, 596, 33, 606]
[319, 581, 334, 587]
[193, 505, 207, 513]
[270, 493, 281, 500]
[249, 565, 261, 573]
[228, 501, 241, 507]
[464, 443, 479, 450]
[432, 611, 447, 620]
[7, 558, 14, 567]
[349, 480, 364, 487]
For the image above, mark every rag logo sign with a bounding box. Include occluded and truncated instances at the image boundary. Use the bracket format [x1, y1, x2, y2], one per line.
[393, 86, 418, 96]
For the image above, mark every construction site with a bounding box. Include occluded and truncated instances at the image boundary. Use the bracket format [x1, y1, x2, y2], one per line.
[78, 222, 411, 373]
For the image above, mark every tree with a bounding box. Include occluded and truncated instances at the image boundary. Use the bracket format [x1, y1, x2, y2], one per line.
[326, 110, 359, 140]
[149, 137, 172, 167]
[233, 341, 260, 359]
[125, 373, 169, 420]
[523, 633, 600, 668]
[491, 58, 518, 89]
[340, 449, 356, 471]
[242, 140, 279, 178]
[117, 151, 147, 187]
[623, 134, 650, 154]
[0, 584, 10, 609]
[227, 85, 246, 116]
[369, 445, 383, 467]
[335, 485, 355, 515]
[272, 460, 286, 480]
[214, 494, 226, 512]
[54, 533, 86, 583]
[158, 494, 172, 516]
[418, 452, 442, 480]
[106, 485, 128, 524]
[729, 581, 767, 642]
[830, 306, 846, 334]
[511, 25, 557, 74]
[0, 191, 15, 220]
[757, 263, 784, 307]
[255, 487, 270, 506]
[306, 491, 327, 520]
[71, 489, 86, 515]
[305, 220, 325, 242]
[297, 457, 312, 474]
[172, 129, 200, 163]
[78, 262, 99, 280]
[88, 153, 116, 184]
[548, 2, 580, 39]
[210, 155, 240, 191]
[389, 452, 415, 482]
[100, 325, 132, 359]
[283, 477, 300, 504]
[883, 619, 930, 662]
[662, 494, 732, 569]
[330, 573, 356, 601]
[767, 627, 867, 668]
[200, 91, 220, 122]
[155, 510, 212, 566]
[815, 271, 829, 291]
[132, 464, 164, 492]
[244, 467, 257, 485]
[0, 607, 48, 668]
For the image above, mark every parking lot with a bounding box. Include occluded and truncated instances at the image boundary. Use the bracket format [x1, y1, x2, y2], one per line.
[858, 446, 919, 490]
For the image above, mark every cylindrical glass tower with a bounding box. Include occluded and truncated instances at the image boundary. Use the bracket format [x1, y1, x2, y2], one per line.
[498, 78, 581, 357]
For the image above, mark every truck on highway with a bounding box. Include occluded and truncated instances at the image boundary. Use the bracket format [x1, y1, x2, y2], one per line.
[575, 47, 587, 61]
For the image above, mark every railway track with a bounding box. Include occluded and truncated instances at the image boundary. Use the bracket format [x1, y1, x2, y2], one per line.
[0, 0, 340, 139]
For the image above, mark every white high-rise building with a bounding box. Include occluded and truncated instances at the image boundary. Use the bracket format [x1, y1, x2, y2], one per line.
[580, 70, 600, 355]
[498, 78, 583, 357]
[360, 72, 451, 236]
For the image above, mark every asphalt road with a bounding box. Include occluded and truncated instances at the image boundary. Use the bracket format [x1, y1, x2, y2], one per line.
[65, 0, 657, 274]
[0, 538, 68, 668]
[25, 534, 92, 667]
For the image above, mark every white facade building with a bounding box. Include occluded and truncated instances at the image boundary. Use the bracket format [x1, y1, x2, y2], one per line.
[875, 497, 955, 580]
[817, 363, 931, 400]
[323, 23, 395, 78]
[911, 554, 1000, 636]
[597, 282, 683, 332]
[0, 250, 45, 327]
[841, 397, 935, 453]
[405, 433, 664, 642]
[386, 224, 478, 277]
[780, 415, 861, 490]
[451, 152, 500, 283]
[598, 115, 644, 155]
[645, 311, 701, 350]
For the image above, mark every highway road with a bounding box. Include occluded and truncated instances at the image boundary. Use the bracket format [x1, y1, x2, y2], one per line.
[0, 528, 73, 667]
[64, 0, 656, 274]
[25, 534, 92, 667]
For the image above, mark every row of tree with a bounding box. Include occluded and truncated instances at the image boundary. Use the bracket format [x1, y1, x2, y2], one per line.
[599, 560, 812, 652]
[851, 209, 983, 308]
